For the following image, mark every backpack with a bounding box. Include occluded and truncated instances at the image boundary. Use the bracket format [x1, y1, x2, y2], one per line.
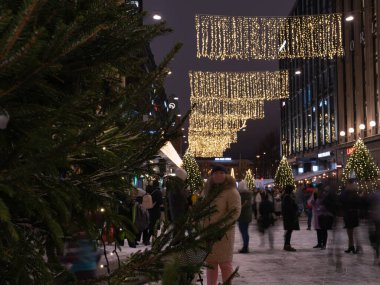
[142, 193, 153, 209]
[135, 204, 150, 231]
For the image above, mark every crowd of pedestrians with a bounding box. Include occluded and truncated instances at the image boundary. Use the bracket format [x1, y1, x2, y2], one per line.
[60, 165, 380, 285]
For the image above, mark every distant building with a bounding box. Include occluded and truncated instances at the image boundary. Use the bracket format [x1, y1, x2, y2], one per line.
[280, 0, 380, 179]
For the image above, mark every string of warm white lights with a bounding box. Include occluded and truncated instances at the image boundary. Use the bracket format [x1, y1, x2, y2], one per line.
[190, 71, 288, 101]
[188, 135, 235, 157]
[195, 14, 343, 60]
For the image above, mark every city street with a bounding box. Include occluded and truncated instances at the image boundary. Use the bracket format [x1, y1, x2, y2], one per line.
[100, 216, 380, 284]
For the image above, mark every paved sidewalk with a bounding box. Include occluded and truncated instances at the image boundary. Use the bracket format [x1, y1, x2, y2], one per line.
[98, 217, 380, 284]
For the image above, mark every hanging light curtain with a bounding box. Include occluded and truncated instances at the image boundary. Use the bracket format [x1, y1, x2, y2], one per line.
[196, 13, 343, 60]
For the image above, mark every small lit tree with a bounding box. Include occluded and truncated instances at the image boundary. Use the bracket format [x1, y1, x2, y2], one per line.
[274, 156, 295, 190]
[343, 138, 380, 191]
[182, 153, 203, 194]
[230, 167, 235, 178]
[244, 169, 255, 190]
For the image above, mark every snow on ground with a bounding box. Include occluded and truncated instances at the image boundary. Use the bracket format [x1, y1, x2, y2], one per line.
[99, 216, 380, 284]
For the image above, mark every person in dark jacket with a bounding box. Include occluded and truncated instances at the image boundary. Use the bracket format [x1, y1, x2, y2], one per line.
[259, 191, 275, 249]
[166, 168, 190, 242]
[282, 184, 300, 251]
[340, 179, 361, 253]
[143, 179, 163, 245]
[237, 180, 253, 253]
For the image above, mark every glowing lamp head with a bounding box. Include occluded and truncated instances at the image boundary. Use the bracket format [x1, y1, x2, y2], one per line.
[153, 14, 162, 20]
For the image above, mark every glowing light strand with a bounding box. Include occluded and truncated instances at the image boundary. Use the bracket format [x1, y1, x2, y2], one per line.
[196, 14, 343, 60]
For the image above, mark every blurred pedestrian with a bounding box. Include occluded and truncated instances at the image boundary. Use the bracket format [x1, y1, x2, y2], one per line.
[166, 168, 190, 242]
[258, 191, 275, 249]
[308, 184, 334, 249]
[63, 232, 101, 281]
[282, 184, 299, 251]
[204, 165, 241, 285]
[340, 179, 361, 254]
[143, 179, 163, 245]
[237, 180, 252, 253]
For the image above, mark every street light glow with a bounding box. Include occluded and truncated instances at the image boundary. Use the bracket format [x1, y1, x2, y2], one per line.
[370, 120, 376, 127]
[348, 127, 355, 133]
[340, 131, 346, 137]
[295, 70, 301, 75]
[345, 15, 354, 22]
[359, 123, 365, 130]
[153, 14, 162, 20]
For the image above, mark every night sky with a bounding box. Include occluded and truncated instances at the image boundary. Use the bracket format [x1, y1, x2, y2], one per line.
[143, 0, 296, 159]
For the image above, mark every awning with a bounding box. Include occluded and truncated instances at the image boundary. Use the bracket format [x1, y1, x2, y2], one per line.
[158, 141, 183, 168]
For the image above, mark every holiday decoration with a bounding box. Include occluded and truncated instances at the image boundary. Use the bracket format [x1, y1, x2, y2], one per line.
[342, 138, 380, 191]
[182, 154, 204, 194]
[244, 169, 255, 191]
[196, 13, 343, 60]
[230, 167, 235, 178]
[274, 156, 295, 190]
[189, 70, 289, 101]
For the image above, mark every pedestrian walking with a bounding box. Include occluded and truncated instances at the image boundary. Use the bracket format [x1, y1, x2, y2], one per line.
[237, 180, 252, 253]
[308, 184, 334, 249]
[258, 191, 275, 249]
[143, 179, 163, 245]
[340, 179, 361, 254]
[204, 165, 241, 285]
[282, 184, 299, 251]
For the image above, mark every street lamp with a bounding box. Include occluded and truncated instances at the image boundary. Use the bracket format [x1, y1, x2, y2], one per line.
[345, 15, 354, 22]
[340, 131, 346, 137]
[359, 123, 365, 130]
[348, 127, 354, 133]
[153, 14, 162, 20]
[370, 120, 376, 127]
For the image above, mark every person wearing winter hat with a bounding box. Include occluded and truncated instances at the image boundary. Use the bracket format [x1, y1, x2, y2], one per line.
[211, 164, 228, 175]
[204, 164, 241, 285]
[166, 168, 189, 224]
[237, 180, 252, 253]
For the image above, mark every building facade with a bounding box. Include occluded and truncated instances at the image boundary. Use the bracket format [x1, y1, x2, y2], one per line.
[281, 0, 380, 178]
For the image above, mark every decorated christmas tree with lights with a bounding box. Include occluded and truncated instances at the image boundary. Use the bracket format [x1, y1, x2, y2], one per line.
[342, 138, 380, 191]
[182, 153, 203, 194]
[244, 169, 255, 190]
[274, 156, 295, 190]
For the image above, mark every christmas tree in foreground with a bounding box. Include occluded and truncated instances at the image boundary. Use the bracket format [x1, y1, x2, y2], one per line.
[244, 169, 255, 190]
[342, 138, 380, 191]
[274, 156, 295, 190]
[0, 1, 233, 284]
[182, 153, 203, 194]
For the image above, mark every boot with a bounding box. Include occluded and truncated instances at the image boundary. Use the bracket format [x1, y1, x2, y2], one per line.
[344, 246, 355, 253]
[283, 245, 296, 252]
[239, 247, 249, 253]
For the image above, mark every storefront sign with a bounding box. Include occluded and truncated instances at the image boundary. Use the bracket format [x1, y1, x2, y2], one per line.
[318, 151, 332, 158]
[346, 147, 355, 155]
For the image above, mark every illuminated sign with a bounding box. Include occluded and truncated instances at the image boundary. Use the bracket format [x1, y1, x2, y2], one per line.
[215, 157, 232, 161]
[346, 147, 355, 155]
[318, 151, 332, 158]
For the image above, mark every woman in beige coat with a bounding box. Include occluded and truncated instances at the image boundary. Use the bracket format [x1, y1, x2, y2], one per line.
[204, 165, 241, 285]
